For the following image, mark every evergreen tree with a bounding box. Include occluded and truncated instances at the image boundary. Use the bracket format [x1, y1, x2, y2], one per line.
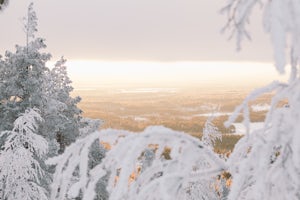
[44, 57, 82, 153]
[0, 108, 49, 200]
[0, 3, 82, 153]
[0, 37, 51, 131]
[0, 2, 50, 131]
[202, 111, 222, 150]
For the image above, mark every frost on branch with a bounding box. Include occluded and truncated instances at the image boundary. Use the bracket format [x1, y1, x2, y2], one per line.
[221, 0, 258, 50]
[223, 69, 300, 200]
[0, 108, 49, 200]
[222, 2, 300, 196]
[223, 1, 300, 199]
[225, 79, 300, 199]
[48, 126, 226, 200]
[222, 0, 300, 74]
[224, 81, 286, 136]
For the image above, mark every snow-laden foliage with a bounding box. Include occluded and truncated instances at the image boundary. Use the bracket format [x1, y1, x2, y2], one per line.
[0, 3, 82, 153]
[202, 111, 222, 150]
[0, 2, 50, 131]
[79, 118, 103, 137]
[0, 4, 96, 199]
[222, 0, 300, 74]
[24, 2, 37, 48]
[43, 57, 82, 152]
[47, 126, 227, 200]
[46, 130, 108, 200]
[0, 33, 51, 131]
[0, 108, 49, 200]
[223, 1, 300, 199]
[225, 80, 300, 200]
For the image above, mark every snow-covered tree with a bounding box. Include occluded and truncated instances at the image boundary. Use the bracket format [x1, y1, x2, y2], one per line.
[0, 38, 51, 131]
[47, 126, 226, 200]
[223, 1, 300, 199]
[44, 57, 82, 153]
[24, 2, 38, 49]
[0, 2, 51, 131]
[202, 110, 222, 150]
[0, 108, 49, 200]
[0, 3, 82, 153]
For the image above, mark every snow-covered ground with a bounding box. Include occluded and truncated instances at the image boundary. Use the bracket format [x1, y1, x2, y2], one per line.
[251, 103, 270, 112]
[232, 122, 264, 135]
[133, 116, 148, 122]
[193, 112, 234, 117]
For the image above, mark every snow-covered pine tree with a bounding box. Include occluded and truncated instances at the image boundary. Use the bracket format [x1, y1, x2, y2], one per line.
[0, 3, 50, 131]
[202, 112, 222, 150]
[222, 1, 300, 199]
[44, 57, 82, 153]
[0, 108, 49, 200]
[0, 3, 82, 153]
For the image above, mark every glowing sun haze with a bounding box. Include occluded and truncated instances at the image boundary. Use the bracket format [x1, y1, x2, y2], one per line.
[54, 60, 288, 89]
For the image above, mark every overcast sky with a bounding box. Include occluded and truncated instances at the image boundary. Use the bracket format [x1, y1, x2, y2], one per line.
[0, 0, 273, 63]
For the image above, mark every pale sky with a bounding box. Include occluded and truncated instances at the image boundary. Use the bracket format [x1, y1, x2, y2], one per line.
[0, 0, 285, 88]
[1, 0, 272, 62]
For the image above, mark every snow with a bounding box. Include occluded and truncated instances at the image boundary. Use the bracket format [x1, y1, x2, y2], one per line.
[251, 103, 270, 112]
[133, 116, 148, 122]
[194, 112, 234, 117]
[202, 115, 222, 149]
[48, 126, 226, 200]
[0, 108, 48, 200]
[232, 122, 264, 135]
[3, 1, 300, 199]
[223, 1, 300, 199]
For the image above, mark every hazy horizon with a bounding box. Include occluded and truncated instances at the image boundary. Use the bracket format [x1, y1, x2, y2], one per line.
[49, 60, 289, 90]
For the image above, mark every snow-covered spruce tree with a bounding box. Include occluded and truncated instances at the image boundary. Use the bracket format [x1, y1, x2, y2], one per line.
[0, 108, 49, 200]
[0, 3, 50, 131]
[44, 57, 82, 153]
[223, 1, 300, 199]
[202, 113, 222, 150]
[0, 3, 82, 153]
[47, 126, 226, 200]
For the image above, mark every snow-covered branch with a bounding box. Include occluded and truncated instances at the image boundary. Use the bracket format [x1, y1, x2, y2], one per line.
[223, 1, 300, 199]
[223, 0, 300, 75]
[48, 126, 227, 200]
[0, 108, 49, 200]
